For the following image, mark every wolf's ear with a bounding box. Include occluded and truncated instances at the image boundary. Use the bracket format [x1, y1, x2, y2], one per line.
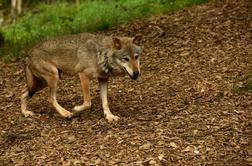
[112, 37, 122, 49]
[133, 34, 142, 45]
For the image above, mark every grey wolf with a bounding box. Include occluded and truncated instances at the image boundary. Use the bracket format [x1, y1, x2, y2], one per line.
[20, 33, 142, 122]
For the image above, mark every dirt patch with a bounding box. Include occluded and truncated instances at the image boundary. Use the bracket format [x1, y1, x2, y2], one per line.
[0, 0, 251, 165]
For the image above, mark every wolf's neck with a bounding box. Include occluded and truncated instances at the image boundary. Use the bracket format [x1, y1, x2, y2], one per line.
[97, 49, 114, 74]
[97, 44, 124, 76]
[107, 53, 124, 75]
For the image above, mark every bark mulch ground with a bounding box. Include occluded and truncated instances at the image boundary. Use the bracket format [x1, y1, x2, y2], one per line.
[0, 0, 251, 165]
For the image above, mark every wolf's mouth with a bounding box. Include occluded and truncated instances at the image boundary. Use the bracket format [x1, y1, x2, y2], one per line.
[130, 74, 139, 80]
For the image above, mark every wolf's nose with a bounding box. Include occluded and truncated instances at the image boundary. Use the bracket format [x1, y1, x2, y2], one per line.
[132, 71, 139, 80]
[133, 71, 139, 77]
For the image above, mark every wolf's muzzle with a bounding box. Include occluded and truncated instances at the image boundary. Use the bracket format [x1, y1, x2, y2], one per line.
[131, 71, 139, 80]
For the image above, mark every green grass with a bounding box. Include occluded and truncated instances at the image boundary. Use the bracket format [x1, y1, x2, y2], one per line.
[225, 72, 252, 93]
[241, 79, 252, 91]
[0, 0, 208, 60]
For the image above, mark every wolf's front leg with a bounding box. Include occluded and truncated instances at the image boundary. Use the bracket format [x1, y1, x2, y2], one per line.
[73, 72, 91, 112]
[98, 78, 119, 122]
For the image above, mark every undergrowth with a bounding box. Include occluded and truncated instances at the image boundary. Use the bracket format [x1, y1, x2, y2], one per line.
[224, 71, 252, 93]
[0, 0, 208, 60]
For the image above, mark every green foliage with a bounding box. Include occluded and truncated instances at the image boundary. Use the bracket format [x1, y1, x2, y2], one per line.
[0, 0, 208, 59]
[225, 71, 252, 93]
[242, 79, 252, 91]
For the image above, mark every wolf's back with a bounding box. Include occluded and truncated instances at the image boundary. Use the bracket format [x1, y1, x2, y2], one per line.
[26, 33, 103, 75]
[29, 33, 96, 55]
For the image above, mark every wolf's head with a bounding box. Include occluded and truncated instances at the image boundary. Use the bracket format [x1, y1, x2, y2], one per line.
[112, 35, 142, 80]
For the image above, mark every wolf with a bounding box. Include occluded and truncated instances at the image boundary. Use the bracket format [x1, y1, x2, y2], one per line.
[20, 33, 142, 122]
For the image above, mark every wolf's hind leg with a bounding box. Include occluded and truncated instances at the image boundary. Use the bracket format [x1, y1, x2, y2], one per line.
[21, 66, 46, 117]
[73, 72, 91, 112]
[44, 66, 73, 118]
[21, 90, 34, 117]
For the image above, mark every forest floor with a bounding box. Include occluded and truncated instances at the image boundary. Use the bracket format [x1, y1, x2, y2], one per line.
[0, 0, 251, 165]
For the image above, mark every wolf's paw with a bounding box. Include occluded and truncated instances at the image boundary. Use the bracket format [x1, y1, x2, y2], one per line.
[61, 111, 73, 119]
[73, 103, 91, 112]
[22, 110, 35, 117]
[106, 114, 120, 123]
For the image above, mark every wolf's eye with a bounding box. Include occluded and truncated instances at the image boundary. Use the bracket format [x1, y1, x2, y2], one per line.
[123, 58, 129, 62]
[135, 55, 139, 60]
[135, 47, 142, 54]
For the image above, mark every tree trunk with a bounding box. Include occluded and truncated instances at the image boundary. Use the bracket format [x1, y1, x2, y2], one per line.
[11, 0, 22, 23]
